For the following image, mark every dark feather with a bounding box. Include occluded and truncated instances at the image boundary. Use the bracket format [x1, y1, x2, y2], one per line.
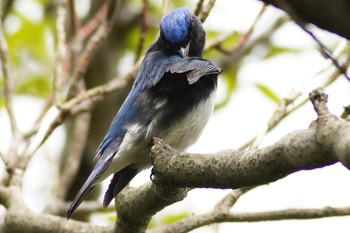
[67, 186, 94, 219]
[103, 166, 138, 208]
[166, 57, 222, 84]
[67, 136, 123, 218]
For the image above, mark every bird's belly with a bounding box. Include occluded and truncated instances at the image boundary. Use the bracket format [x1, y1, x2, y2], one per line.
[105, 92, 216, 177]
[159, 92, 215, 151]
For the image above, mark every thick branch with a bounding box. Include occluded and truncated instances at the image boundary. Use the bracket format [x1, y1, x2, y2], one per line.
[151, 128, 336, 189]
[115, 182, 189, 233]
[4, 207, 114, 233]
[150, 88, 349, 189]
[0, 186, 114, 233]
[262, 0, 350, 40]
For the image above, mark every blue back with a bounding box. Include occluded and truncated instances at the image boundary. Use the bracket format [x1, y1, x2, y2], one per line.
[97, 52, 182, 157]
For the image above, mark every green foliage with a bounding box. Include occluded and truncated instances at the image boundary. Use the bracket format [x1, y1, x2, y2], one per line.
[2, 6, 54, 101]
[7, 14, 53, 63]
[124, 21, 158, 55]
[254, 83, 280, 104]
[98, 208, 190, 228]
[263, 43, 300, 59]
[219, 33, 241, 51]
[15, 74, 51, 98]
[214, 67, 237, 111]
[148, 212, 190, 229]
[171, 0, 191, 9]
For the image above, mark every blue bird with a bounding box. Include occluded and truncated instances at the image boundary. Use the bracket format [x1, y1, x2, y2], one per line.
[67, 7, 222, 218]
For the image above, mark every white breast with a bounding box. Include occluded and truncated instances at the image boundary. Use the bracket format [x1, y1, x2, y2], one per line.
[102, 92, 216, 178]
[156, 91, 216, 151]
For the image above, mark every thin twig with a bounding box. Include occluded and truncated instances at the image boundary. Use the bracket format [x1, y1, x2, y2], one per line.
[229, 3, 267, 54]
[205, 3, 268, 52]
[53, 0, 68, 106]
[68, 0, 79, 35]
[197, 0, 217, 23]
[0, 151, 7, 166]
[213, 187, 253, 213]
[23, 96, 54, 140]
[134, 0, 149, 63]
[249, 89, 302, 149]
[68, 0, 121, 99]
[277, 0, 349, 81]
[58, 112, 91, 200]
[149, 204, 350, 233]
[61, 59, 141, 111]
[239, 45, 350, 151]
[302, 28, 350, 81]
[194, 0, 205, 16]
[20, 59, 140, 169]
[0, 2, 17, 134]
[78, 3, 108, 39]
[283, 52, 350, 118]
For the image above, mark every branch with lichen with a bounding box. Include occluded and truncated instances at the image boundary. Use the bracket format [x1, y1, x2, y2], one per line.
[0, 88, 349, 233]
[150, 91, 349, 189]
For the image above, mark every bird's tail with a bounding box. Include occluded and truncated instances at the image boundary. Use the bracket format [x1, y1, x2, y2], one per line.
[103, 166, 138, 208]
[67, 184, 95, 219]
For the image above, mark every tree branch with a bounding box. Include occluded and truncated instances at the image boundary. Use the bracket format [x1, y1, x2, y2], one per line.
[239, 45, 350, 150]
[150, 88, 349, 189]
[197, 0, 217, 23]
[68, 0, 121, 99]
[114, 183, 189, 233]
[134, 0, 149, 62]
[261, 0, 350, 40]
[0, 185, 115, 233]
[0, 0, 17, 134]
[54, 0, 69, 106]
[148, 205, 350, 233]
[57, 113, 91, 200]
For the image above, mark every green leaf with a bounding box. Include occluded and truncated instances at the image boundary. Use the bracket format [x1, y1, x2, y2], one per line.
[7, 13, 54, 63]
[214, 67, 238, 111]
[15, 75, 51, 98]
[148, 212, 190, 229]
[206, 30, 241, 51]
[254, 83, 280, 104]
[263, 44, 300, 59]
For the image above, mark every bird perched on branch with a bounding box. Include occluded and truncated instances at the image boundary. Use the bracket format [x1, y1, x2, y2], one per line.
[67, 7, 222, 218]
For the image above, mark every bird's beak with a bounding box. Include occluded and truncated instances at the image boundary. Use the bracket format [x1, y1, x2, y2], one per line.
[179, 42, 190, 57]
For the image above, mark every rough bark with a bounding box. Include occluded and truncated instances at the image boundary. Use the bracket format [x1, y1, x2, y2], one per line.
[262, 0, 350, 40]
[0, 89, 348, 233]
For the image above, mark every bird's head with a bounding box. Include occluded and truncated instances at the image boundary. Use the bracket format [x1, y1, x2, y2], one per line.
[159, 7, 206, 57]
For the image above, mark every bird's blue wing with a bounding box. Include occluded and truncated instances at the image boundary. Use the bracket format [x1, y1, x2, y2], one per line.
[166, 57, 223, 84]
[67, 135, 123, 219]
[95, 90, 141, 159]
[132, 52, 181, 91]
[94, 52, 173, 160]
[67, 91, 140, 218]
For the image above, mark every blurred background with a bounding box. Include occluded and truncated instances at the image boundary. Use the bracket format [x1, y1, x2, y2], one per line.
[0, 0, 349, 232]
